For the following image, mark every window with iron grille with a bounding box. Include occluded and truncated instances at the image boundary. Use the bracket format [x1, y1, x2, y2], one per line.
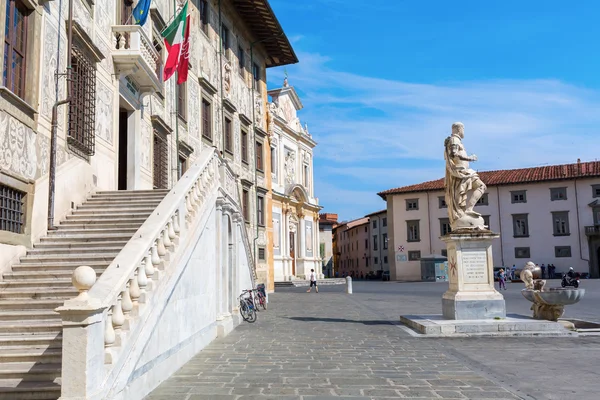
[224, 116, 232, 153]
[258, 247, 265, 261]
[408, 250, 421, 261]
[242, 189, 249, 222]
[0, 183, 25, 234]
[201, 98, 212, 140]
[68, 44, 96, 157]
[241, 128, 248, 163]
[153, 131, 169, 189]
[255, 141, 263, 171]
[3, 0, 28, 99]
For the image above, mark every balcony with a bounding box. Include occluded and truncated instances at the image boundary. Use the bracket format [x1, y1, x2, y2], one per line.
[112, 25, 161, 93]
[585, 225, 600, 236]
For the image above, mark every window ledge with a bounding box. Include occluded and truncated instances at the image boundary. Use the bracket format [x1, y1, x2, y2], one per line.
[406, 239, 420, 243]
[553, 233, 571, 237]
[513, 235, 530, 238]
[0, 86, 37, 121]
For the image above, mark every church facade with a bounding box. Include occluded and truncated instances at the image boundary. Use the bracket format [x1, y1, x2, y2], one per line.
[267, 80, 322, 281]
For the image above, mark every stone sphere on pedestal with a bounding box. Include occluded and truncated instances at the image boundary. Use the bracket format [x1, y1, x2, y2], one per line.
[72, 266, 97, 300]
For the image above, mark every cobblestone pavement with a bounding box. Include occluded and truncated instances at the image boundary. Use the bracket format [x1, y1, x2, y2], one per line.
[147, 289, 530, 400]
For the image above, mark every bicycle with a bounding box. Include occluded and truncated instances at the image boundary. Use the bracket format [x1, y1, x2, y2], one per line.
[253, 288, 267, 310]
[238, 290, 257, 323]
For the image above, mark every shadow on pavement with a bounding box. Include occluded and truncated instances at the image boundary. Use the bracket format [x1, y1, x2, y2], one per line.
[286, 316, 393, 325]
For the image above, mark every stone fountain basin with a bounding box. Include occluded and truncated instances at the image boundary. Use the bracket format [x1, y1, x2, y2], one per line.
[521, 288, 585, 305]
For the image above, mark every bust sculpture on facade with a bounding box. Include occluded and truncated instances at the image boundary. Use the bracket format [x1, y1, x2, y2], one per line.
[443, 122, 487, 230]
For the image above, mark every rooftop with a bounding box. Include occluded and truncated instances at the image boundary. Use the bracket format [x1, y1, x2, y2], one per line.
[378, 160, 600, 199]
[231, 0, 298, 67]
[365, 209, 386, 217]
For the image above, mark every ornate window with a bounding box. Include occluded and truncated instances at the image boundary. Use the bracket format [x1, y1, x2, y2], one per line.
[153, 130, 169, 189]
[255, 141, 263, 171]
[237, 45, 245, 76]
[407, 220, 420, 242]
[242, 189, 249, 222]
[512, 214, 529, 237]
[438, 196, 447, 208]
[3, 0, 28, 99]
[68, 44, 97, 157]
[224, 116, 233, 154]
[220, 24, 229, 59]
[257, 194, 265, 226]
[511, 190, 527, 203]
[201, 98, 212, 140]
[176, 83, 186, 120]
[552, 211, 570, 236]
[550, 187, 567, 201]
[199, 0, 209, 35]
[440, 218, 451, 236]
[406, 199, 419, 211]
[241, 128, 248, 163]
[476, 193, 489, 206]
[252, 62, 260, 90]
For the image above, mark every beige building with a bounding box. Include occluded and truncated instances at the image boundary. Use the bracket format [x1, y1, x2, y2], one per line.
[378, 160, 600, 281]
[366, 209, 389, 275]
[268, 79, 321, 282]
[334, 217, 370, 278]
[0, 0, 297, 398]
[319, 213, 338, 277]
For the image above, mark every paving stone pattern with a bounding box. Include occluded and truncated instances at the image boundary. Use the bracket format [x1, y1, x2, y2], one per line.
[147, 291, 522, 400]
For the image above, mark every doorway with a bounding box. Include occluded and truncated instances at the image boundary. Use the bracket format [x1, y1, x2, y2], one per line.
[118, 109, 129, 190]
[289, 231, 296, 277]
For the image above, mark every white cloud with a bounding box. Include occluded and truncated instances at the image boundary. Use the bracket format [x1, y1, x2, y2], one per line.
[268, 51, 600, 220]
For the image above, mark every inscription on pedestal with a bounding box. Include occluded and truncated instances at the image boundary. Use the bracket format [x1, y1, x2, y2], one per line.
[462, 249, 488, 283]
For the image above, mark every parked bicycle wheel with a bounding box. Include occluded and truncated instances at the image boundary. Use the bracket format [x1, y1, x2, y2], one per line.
[239, 299, 252, 322]
[257, 292, 267, 310]
[244, 298, 257, 322]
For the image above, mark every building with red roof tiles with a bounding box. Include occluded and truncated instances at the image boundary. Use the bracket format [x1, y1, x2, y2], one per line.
[378, 160, 600, 281]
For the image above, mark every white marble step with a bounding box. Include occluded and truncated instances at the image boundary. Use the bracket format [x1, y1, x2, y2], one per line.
[0, 320, 63, 335]
[0, 335, 61, 348]
[65, 211, 153, 220]
[0, 348, 62, 363]
[0, 379, 61, 400]
[27, 246, 124, 256]
[0, 279, 73, 290]
[39, 233, 134, 242]
[33, 240, 129, 249]
[94, 189, 169, 196]
[5, 268, 105, 278]
[0, 310, 60, 322]
[0, 300, 65, 311]
[19, 253, 119, 263]
[0, 288, 77, 300]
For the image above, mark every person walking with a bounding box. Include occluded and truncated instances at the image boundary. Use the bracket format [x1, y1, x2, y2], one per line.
[306, 269, 318, 293]
[541, 264, 546, 279]
[498, 268, 507, 290]
[511, 264, 517, 280]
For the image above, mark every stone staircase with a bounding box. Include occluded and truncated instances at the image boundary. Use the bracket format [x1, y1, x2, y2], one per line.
[0, 190, 168, 400]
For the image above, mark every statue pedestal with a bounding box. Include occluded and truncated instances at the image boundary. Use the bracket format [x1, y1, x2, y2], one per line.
[441, 231, 506, 320]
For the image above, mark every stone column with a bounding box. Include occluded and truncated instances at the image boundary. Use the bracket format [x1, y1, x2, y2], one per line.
[221, 206, 231, 318]
[299, 215, 306, 278]
[127, 109, 143, 189]
[283, 208, 290, 280]
[231, 212, 242, 314]
[215, 198, 224, 321]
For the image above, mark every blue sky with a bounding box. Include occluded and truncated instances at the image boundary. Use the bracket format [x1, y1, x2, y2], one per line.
[266, 0, 600, 222]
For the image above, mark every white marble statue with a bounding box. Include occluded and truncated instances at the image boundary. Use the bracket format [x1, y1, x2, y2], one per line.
[443, 122, 487, 230]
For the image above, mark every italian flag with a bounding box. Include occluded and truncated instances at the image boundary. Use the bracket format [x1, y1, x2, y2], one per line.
[162, 1, 189, 82]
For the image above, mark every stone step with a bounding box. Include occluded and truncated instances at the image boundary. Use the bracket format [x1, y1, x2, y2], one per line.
[58, 217, 147, 226]
[65, 212, 152, 220]
[0, 335, 61, 349]
[48, 227, 139, 235]
[0, 306, 61, 318]
[94, 189, 169, 196]
[39, 233, 133, 242]
[0, 288, 76, 300]
[27, 246, 123, 256]
[71, 207, 155, 215]
[0, 320, 63, 335]
[4, 269, 105, 279]
[0, 362, 61, 380]
[0, 381, 61, 400]
[19, 253, 118, 264]
[0, 347, 62, 363]
[0, 300, 64, 311]
[78, 199, 160, 206]
[53, 222, 143, 230]
[33, 240, 128, 249]
[0, 280, 73, 290]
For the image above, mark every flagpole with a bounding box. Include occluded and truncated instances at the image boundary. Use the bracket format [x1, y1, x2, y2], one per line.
[173, 0, 180, 183]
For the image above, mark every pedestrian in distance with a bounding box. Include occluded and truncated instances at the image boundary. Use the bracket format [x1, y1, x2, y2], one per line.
[541, 264, 546, 279]
[498, 268, 507, 291]
[511, 264, 517, 280]
[306, 269, 318, 293]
